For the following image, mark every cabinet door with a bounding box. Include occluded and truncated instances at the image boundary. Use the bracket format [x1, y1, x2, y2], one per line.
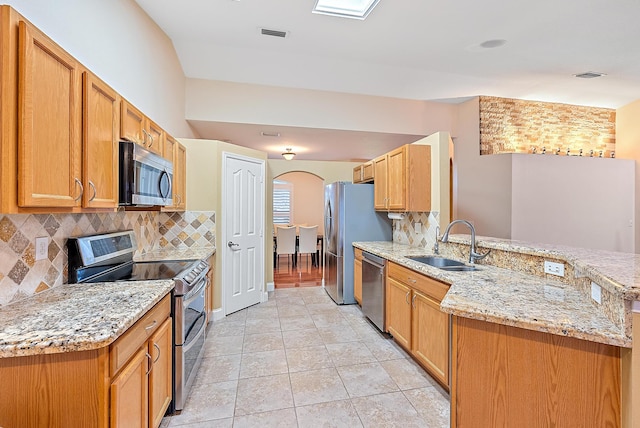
[373, 155, 388, 210]
[110, 347, 148, 428]
[83, 71, 120, 208]
[18, 20, 82, 207]
[174, 142, 187, 210]
[385, 277, 412, 349]
[412, 290, 450, 387]
[387, 146, 406, 211]
[163, 132, 176, 162]
[146, 119, 164, 156]
[353, 165, 362, 183]
[362, 161, 374, 182]
[149, 318, 172, 428]
[354, 258, 362, 305]
[121, 100, 145, 146]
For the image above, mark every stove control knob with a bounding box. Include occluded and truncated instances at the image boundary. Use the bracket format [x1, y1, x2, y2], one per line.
[185, 272, 196, 283]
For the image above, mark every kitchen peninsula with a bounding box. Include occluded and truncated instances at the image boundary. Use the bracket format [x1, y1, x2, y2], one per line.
[354, 236, 637, 427]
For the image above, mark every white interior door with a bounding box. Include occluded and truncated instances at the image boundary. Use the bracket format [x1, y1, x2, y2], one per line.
[223, 152, 265, 315]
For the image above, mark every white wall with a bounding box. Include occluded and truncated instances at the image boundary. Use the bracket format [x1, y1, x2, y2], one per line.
[185, 79, 454, 136]
[276, 172, 325, 234]
[6, 0, 195, 138]
[616, 99, 640, 253]
[511, 155, 635, 252]
[451, 98, 513, 238]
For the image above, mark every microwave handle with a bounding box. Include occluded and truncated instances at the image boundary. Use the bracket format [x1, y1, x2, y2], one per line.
[159, 170, 172, 200]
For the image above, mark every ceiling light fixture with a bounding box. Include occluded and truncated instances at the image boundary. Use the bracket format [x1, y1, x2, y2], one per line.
[282, 148, 296, 161]
[573, 71, 606, 79]
[312, 0, 380, 20]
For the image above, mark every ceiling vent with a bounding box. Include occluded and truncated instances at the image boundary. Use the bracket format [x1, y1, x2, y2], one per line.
[574, 71, 606, 79]
[261, 28, 287, 38]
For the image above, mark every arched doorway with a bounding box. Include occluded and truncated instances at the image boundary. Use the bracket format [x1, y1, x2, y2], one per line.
[272, 171, 324, 287]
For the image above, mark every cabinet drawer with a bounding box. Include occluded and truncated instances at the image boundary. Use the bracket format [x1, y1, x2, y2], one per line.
[354, 248, 363, 260]
[110, 294, 171, 377]
[388, 262, 449, 301]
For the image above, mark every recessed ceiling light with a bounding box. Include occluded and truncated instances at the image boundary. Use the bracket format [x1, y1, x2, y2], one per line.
[573, 71, 606, 79]
[261, 131, 281, 137]
[479, 39, 507, 49]
[312, 0, 381, 20]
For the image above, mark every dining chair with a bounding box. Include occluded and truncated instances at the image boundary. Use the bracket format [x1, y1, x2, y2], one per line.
[275, 226, 297, 268]
[298, 225, 319, 268]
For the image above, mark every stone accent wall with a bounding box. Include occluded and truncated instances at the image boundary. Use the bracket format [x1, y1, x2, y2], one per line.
[0, 210, 216, 306]
[479, 96, 616, 156]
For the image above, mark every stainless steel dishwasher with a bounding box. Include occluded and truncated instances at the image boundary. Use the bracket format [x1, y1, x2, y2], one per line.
[361, 252, 386, 332]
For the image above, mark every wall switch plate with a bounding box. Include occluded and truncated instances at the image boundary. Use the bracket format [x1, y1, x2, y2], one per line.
[543, 260, 565, 277]
[35, 237, 48, 261]
[414, 222, 421, 233]
[591, 282, 602, 304]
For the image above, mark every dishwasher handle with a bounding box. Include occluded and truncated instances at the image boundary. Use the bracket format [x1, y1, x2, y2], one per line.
[362, 251, 386, 269]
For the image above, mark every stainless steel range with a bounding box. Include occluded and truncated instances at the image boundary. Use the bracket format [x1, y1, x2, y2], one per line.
[67, 230, 209, 413]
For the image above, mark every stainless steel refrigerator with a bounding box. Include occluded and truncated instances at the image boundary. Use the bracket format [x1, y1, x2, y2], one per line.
[324, 182, 392, 304]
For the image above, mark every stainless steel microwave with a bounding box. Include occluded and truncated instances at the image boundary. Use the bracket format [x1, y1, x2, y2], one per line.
[119, 141, 173, 207]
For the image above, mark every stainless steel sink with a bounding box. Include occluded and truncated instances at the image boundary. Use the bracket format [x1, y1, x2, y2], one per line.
[406, 256, 479, 271]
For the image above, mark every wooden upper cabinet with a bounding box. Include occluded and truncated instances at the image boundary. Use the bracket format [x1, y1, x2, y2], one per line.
[163, 135, 186, 211]
[362, 160, 374, 182]
[373, 155, 388, 210]
[120, 99, 163, 156]
[121, 99, 145, 146]
[374, 144, 431, 212]
[353, 164, 363, 183]
[17, 20, 82, 207]
[146, 119, 164, 156]
[82, 71, 120, 208]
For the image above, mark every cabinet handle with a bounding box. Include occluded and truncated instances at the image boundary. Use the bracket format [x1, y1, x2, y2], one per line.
[88, 180, 97, 202]
[145, 352, 152, 375]
[148, 132, 154, 148]
[153, 342, 161, 363]
[407, 277, 417, 283]
[412, 294, 417, 309]
[73, 178, 84, 202]
[177, 194, 182, 205]
[142, 129, 149, 146]
[405, 290, 410, 304]
[145, 320, 158, 331]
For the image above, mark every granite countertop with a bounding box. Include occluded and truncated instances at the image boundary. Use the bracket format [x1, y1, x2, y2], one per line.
[0, 280, 174, 358]
[446, 235, 640, 299]
[354, 241, 631, 348]
[135, 246, 216, 262]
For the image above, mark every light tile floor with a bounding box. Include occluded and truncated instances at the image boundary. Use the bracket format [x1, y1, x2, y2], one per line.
[162, 286, 450, 427]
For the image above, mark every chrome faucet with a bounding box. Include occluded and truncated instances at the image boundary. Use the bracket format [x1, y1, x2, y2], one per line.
[440, 219, 491, 264]
[433, 225, 440, 254]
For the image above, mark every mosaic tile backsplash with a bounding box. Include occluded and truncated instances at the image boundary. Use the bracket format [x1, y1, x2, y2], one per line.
[392, 211, 439, 250]
[0, 210, 215, 306]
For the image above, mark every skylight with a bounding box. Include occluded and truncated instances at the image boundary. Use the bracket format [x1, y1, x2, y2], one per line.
[312, 0, 380, 20]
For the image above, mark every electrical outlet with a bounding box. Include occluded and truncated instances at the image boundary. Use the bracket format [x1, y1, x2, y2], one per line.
[591, 282, 602, 304]
[35, 237, 48, 261]
[543, 260, 565, 277]
[414, 222, 421, 233]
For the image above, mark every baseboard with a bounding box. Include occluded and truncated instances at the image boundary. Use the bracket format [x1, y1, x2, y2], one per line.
[212, 308, 225, 322]
[266, 281, 275, 292]
[261, 291, 269, 302]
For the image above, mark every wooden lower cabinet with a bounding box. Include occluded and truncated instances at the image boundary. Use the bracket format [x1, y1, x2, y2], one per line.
[452, 316, 621, 427]
[385, 261, 450, 390]
[385, 276, 412, 349]
[0, 295, 172, 428]
[354, 248, 363, 305]
[411, 290, 450, 386]
[148, 318, 173, 428]
[111, 347, 149, 428]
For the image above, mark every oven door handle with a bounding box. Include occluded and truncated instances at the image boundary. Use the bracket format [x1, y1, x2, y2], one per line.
[182, 312, 206, 353]
[183, 277, 207, 303]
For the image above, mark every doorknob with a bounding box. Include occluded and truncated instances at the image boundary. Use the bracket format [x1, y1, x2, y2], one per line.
[227, 241, 240, 249]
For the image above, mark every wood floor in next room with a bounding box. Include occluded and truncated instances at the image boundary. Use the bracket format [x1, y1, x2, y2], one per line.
[274, 255, 323, 288]
[161, 284, 450, 427]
